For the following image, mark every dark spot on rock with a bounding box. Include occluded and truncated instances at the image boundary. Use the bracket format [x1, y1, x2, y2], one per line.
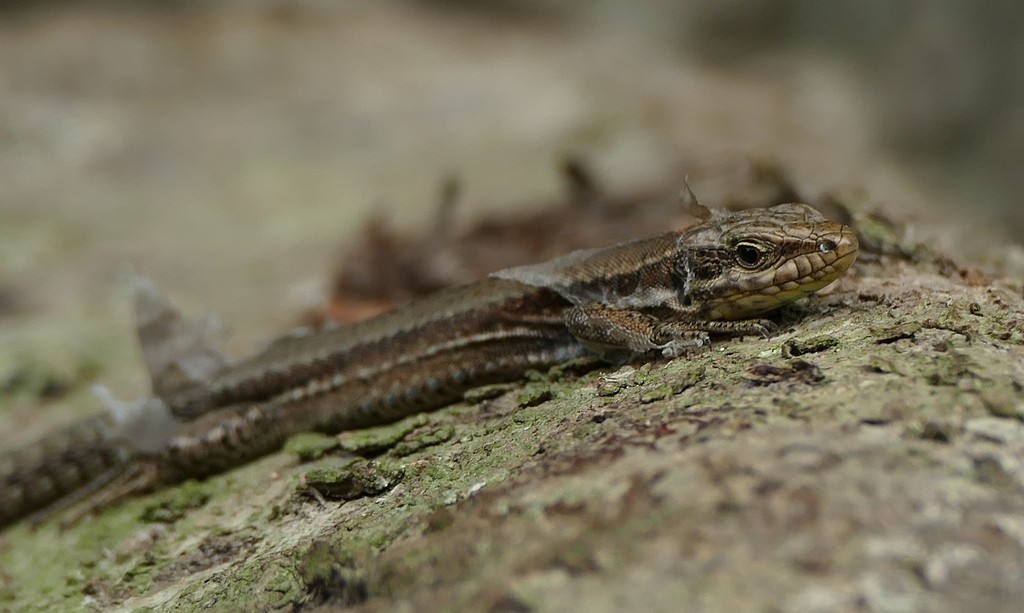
[516, 387, 554, 408]
[302, 460, 401, 502]
[918, 421, 954, 442]
[284, 432, 341, 462]
[140, 482, 211, 524]
[153, 533, 258, 585]
[859, 417, 889, 426]
[782, 334, 839, 357]
[745, 359, 824, 386]
[972, 456, 1016, 489]
[872, 321, 921, 344]
[424, 508, 457, 533]
[298, 539, 367, 607]
[392, 424, 455, 457]
[486, 593, 533, 613]
[464, 383, 514, 403]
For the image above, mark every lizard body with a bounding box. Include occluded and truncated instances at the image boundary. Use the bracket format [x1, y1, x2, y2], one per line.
[0, 201, 858, 528]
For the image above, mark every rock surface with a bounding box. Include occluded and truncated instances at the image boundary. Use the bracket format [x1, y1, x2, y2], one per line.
[0, 3, 1021, 612]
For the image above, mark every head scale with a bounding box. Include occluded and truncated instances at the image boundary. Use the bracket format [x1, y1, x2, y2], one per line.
[673, 203, 859, 320]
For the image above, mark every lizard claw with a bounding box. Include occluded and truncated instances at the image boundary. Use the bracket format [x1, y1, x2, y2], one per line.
[755, 320, 779, 338]
[659, 333, 710, 358]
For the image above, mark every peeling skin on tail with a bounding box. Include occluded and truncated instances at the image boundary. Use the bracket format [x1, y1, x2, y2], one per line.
[90, 276, 231, 455]
[94, 387, 183, 455]
[133, 275, 234, 397]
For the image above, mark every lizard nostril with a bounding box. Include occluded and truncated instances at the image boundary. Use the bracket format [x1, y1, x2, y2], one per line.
[817, 239, 837, 254]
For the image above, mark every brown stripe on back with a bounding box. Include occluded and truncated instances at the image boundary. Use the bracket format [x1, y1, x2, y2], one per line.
[185, 278, 571, 411]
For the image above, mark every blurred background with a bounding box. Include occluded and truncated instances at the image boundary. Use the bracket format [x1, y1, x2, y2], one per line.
[0, 0, 1020, 365]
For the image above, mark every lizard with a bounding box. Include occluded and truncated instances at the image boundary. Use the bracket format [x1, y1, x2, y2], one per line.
[325, 157, 801, 323]
[0, 189, 859, 529]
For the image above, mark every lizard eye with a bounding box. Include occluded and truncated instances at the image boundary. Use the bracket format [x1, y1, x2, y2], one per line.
[734, 241, 766, 269]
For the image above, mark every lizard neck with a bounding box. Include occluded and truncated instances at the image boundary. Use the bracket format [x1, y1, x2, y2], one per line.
[492, 232, 683, 311]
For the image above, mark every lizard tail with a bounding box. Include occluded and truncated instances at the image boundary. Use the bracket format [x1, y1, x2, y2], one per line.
[0, 414, 129, 529]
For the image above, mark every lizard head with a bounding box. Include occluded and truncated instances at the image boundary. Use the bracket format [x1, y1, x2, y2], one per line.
[675, 203, 859, 320]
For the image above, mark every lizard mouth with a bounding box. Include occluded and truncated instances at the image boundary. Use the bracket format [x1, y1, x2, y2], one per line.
[709, 223, 859, 320]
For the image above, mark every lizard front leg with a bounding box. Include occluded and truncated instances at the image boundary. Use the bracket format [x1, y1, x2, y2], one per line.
[652, 319, 777, 357]
[565, 304, 775, 359]
[564, 304, 707, 359]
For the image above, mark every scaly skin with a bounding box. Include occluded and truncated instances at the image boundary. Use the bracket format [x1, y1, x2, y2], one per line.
[0, 201, 858, 528]
[0, 414, 128, 527]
